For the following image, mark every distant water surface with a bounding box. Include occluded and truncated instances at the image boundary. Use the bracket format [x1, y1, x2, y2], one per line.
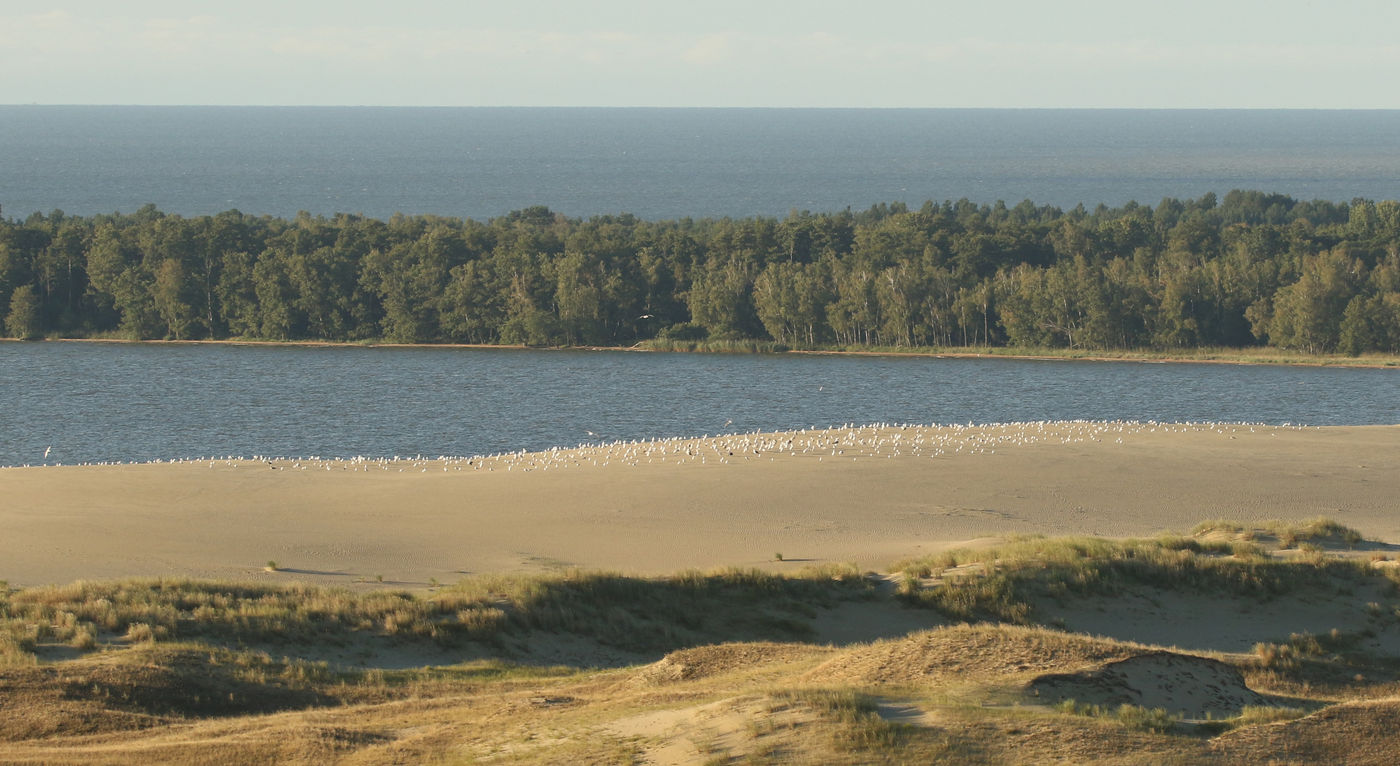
[1, 343, 1394, 467]
[3, 107, 1400, 220]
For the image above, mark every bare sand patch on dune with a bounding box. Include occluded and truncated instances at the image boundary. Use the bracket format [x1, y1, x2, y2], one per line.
[1, 423, 1397, 588]
[1028, 652, 1269, 719]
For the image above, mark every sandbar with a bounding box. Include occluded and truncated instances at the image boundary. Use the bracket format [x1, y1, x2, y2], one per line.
[2, 422, 1396, 588]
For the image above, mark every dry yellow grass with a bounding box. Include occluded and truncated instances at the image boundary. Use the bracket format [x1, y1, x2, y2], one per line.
[1209, 698, 1400, 765]
[2, 522, 1398, 764]
[1, 626, 1378, 765]
[4, 423, 1400, 763]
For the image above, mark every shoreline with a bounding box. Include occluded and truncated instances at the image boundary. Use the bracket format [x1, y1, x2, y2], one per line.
[5, 419, 1385, 471]
[785, 347, 1400, 369]
[9, 335, 1400, 370]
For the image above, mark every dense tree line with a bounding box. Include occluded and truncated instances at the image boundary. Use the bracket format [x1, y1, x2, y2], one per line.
[4, 191, 1400, 355]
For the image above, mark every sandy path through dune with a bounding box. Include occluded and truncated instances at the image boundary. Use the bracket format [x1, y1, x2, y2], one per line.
[2, 423, 1396, 588]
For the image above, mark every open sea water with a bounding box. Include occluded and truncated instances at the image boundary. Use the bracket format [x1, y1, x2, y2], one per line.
[3, 107, 1400, 221]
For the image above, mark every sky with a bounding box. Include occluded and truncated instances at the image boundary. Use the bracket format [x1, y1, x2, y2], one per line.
[3, 1, 1399, 108]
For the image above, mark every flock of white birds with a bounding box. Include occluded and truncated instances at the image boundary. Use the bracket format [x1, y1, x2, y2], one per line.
[15, 420, 1305, 473]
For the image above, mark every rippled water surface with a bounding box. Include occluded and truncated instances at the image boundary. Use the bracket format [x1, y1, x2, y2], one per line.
[2, 343, 1395, 466]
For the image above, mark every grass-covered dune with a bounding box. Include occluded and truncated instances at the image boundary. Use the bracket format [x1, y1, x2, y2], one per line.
[3, 520, 1400, 764]
[5, 422, 1400, 762]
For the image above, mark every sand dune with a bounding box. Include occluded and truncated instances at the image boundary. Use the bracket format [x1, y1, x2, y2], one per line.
[2, 422, 1397, 588]
[3, 421, 1398, 764]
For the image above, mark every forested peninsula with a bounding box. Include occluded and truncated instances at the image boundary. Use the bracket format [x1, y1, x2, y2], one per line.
[4, 191, 1400, 356]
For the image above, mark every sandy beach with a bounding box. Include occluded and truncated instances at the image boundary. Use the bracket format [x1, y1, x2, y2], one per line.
[2, 422, 1397, 588]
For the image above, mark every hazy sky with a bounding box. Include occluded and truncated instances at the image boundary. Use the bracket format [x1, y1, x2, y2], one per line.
[4, 1, 1398, 107]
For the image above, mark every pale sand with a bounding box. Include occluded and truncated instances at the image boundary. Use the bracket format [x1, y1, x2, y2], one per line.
[1, 422, 1396, 588]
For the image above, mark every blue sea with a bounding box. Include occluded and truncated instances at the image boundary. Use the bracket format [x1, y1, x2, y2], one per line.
[3, 107, 1400, 221]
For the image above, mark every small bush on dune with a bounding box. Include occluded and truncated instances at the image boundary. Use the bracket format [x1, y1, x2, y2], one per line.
[1254, 641, 1288, 669]
[69, 623, 99, 650]
[896, 572, 922, 598]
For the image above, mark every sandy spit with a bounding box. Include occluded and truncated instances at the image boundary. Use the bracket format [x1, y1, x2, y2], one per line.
[2, 422, 1396, 588]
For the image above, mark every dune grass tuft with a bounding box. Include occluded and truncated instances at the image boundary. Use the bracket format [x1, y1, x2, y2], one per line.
[1, 566, 875, 658]
[1055, 698, 1182, 733]
[1267, 517, 1365, 549]
[890, 521, 1379, 624]
[1232, 704, 1309, 726]
[1194, 517, 1365, 549]
[773, 689, 906, 752]
[1115, 704, 1181, 733]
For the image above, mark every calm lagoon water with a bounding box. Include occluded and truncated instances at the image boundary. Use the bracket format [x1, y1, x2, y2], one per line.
[1, 343, 1395, 467]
